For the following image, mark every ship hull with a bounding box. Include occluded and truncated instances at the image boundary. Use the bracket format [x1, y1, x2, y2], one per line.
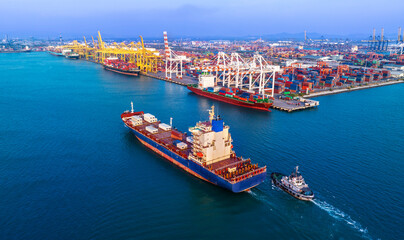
[187, 86, 272, 111]
[48, 51, 63, 57]
[65, 55, 79, 59]
[124, 119, 266, 193]
[271, 173, 314, 201]
[104, 65, 139, 76]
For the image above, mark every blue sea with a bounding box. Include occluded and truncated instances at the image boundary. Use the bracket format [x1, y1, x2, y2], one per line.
[0, 52, 403, 240]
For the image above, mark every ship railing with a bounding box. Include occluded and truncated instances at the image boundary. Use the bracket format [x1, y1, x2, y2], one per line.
[215, 158, 251, 172]
[214, 160, 258, 180]
[230, 166, 266, 183]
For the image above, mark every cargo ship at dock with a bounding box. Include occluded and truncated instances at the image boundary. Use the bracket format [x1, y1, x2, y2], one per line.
[48, 49, 63, 56]
[104, 58, 140, 76]
[121, 104, 267, 192]
[188, 74, 273, 111]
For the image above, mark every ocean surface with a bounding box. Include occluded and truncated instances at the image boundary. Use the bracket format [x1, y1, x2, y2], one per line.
[0, 52, 403, 240]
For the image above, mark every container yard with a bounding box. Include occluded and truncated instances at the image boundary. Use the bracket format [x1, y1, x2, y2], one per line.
[47, 30, 404, 112]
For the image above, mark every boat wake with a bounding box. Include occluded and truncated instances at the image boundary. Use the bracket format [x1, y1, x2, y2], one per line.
[247, 189, 276, 209]
[312, 199, 373, 240]
[248, 188, 374, 240]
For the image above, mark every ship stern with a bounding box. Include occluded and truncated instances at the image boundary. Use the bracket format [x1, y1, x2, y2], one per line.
[228, 171, 267, 193]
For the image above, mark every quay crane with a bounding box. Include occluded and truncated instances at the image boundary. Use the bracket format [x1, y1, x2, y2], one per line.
[163, 31, 189, 80]
[194, 52, 281, 98]
[59, 31, 162, 73]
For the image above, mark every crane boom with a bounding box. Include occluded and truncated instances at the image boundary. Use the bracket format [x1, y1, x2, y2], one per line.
[97, 31, 104, 49]
[139, 35, 145, 50]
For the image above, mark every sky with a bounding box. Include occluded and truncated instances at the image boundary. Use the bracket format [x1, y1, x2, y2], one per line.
[1, 0, 403, 39]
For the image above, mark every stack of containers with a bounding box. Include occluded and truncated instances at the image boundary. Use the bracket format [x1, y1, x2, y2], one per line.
[356, 74, 364, 83]
[382, 70, 390, 79]
[289, 82, 300, 93]
[324, 76, 335, 88]
[274, 81, 285, 94]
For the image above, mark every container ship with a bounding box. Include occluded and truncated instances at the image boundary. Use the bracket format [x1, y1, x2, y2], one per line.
[48, 47, 63, 56]
[121, 104, 267, 192]
[104, 58, 140, 76]
[187, 74, 273, 111]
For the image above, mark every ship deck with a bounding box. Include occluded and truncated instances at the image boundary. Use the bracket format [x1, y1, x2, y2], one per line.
[122, 111, 266, 183]
[208, 157, 246, 171]
[123, 114, 193, 158]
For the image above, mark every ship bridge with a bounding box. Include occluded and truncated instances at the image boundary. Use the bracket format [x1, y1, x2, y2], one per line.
[189, 106, 233, 165]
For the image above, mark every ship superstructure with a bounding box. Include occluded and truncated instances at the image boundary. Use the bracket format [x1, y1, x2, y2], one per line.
[121, 104, 267, 192]
[188, 106, 233, 165]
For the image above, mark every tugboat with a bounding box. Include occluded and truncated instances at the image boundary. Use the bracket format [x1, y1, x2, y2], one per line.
[271, 166, 314, 201]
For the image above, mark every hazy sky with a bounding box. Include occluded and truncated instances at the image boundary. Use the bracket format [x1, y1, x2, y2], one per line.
[1, 0, 403, 38]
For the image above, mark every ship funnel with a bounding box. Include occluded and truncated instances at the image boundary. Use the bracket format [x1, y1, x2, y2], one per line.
[131, 101, 134, 113]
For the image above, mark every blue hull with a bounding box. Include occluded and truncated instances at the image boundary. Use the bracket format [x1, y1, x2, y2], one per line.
[127, 126, 266, 193]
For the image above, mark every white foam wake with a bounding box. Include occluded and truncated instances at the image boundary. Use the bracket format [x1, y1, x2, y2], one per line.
[247, 189, 276, 209]
[248, 189, 374, 240]
[312, 199, 373, 239]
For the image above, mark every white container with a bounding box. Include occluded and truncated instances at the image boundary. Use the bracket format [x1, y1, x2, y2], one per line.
[130, 117, 142, 126]
[158, 123, 172, 131]
[146, 126, 158, 134]
[186, 136, 193, 143]
[176, 142, 187, 150]
[144, 113, 157, 123]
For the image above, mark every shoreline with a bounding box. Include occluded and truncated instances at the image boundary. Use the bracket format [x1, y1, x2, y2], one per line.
[305, 79, 404, 98]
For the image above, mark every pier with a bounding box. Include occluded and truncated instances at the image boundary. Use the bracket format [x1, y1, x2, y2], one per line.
[305, 79, 404, 98]
[139, 71, 321, 113]
[140, 72, 198, 86]
[271, 98, 319, 112]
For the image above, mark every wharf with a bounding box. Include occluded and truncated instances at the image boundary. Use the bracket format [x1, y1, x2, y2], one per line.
[76, 57, 321, 113]
[271, 98, 319, 112]
[141, 70, 319, 113]
[141, 72, 198, 86]
[306, 79, 404, 98]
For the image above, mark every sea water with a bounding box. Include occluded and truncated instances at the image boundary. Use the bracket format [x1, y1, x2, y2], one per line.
[0, 52, 403, 240]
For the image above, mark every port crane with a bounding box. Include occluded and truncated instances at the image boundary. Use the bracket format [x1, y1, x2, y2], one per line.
[59, 31, 162, 73]
[195, 52, 281, 98]
[362, 28, 391, 51]
[163, 31, 189, 80]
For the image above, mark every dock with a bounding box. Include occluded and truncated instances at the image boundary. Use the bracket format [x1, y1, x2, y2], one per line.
[141, 71, 320, 112]
[80, 58, 321, 113]
[271, 98, 319, 112]
[141, 72, 198, 86]
[305, 79, 404, 98]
